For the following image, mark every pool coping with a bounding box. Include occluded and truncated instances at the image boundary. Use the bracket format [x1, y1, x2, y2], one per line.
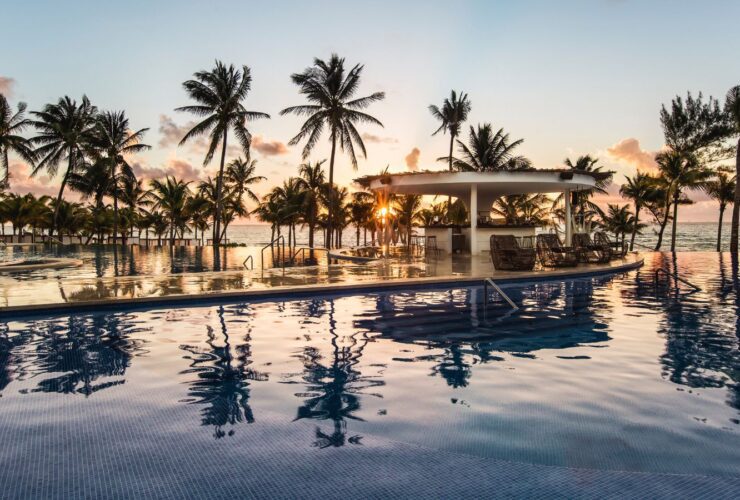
[0, 255, 644, 317]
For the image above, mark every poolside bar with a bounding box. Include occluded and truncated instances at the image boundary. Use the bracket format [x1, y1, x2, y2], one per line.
[355, 169, 606, 254]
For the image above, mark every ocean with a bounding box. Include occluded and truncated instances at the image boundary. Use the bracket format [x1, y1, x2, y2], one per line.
[2, 222, 734, 252]
[222, 222, 734, 252]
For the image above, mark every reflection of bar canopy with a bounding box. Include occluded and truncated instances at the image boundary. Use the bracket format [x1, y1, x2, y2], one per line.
[355, 169, 608, 254]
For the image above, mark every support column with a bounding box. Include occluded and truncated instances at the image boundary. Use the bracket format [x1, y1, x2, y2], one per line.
[564, 189, 572, 246]
[470, 184, 478, 254]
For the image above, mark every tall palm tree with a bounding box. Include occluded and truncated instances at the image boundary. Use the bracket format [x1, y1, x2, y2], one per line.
[726, 86, 740, 253]
[619, 172, 658, 250]
[30, 95, 98, 238]
[429, 90, 471, 211]
[296, 160, 326, 250]
[655, 150, 712, 251]
[120, 176, 149, 238]
[348, 191, 374, 246]
[280, 54, 385, 249]
[0, 93, 36, 186]
[89, 110, 150, 245]
[176, 61, 269, 248]
[444, 123, 531, 172]
[705, 166, 736, 251]
[148, 176, 192, 244]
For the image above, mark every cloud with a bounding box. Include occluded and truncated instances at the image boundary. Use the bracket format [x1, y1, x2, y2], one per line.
[362, 132, 398, 144]
[132, 158, 203, 184]
[158, 114, 269, 160]
[405, 147, 420, 171]
[6, 161, 66, 198]
[606, 138, 658, 171]
[0, 76, 15, 98]
[251, 135, 288, 156]
[158, 114, 193, 148]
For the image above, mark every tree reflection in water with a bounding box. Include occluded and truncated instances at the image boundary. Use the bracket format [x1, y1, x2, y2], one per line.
[294, 298, 384, 448]
[180, 305, 267, 439]
[21, 314, 146, 396]
[356, 279, 609, 390]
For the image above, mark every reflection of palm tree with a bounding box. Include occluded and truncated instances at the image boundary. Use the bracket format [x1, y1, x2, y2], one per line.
[294, 299, 383, 448]
[431, 343, 471, 388]
[180, 306, 267, 438]
[25, 314, 143, 396]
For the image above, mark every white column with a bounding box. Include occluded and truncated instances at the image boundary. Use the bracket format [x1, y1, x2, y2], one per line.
[470, 184, 478, 254]
[564, 189, 572, 246]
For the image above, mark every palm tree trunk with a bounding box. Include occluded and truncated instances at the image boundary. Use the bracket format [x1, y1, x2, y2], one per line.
[629, 203, 640, 251]
[717, 205, 725, 252]
[112, 164, 118, 246]
[51, 151, 73, 239]
[670, 193, 679, 252]
[730, 139, 740, 253]
[356, 225, 360, 246]
[655, 191, 672, 251]
[327, 132, 337, 249]
[447, 133, 454, 217]
[213, 129, 228, 248]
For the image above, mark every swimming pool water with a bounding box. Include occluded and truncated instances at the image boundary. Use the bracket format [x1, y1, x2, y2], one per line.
[0, 252, 738, 496]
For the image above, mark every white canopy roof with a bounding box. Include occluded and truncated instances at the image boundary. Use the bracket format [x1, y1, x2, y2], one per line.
[355, 170, 601, 210]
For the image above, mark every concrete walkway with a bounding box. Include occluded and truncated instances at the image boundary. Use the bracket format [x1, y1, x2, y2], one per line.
[1, 252, 644, 315]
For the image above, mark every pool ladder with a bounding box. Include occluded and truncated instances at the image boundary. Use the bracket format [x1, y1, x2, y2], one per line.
[653, 267, 701, 293]
[242, 255, 254, 270]
[483, 278, 519, 311]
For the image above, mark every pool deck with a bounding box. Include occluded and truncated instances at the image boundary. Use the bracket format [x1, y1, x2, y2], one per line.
[0, 251, 644, 315]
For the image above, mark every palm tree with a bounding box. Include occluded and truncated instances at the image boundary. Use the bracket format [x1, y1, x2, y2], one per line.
[554, 155, 612, 232]
[296, 160, 326, 250]
[280, 54, 385, 249]
[30, 95, 97, 238]
[602, 204, 635, 247]
[148, 176, 192, 244]
[726, 86, 740, 253]
[705, 166, 736, 251]
[222, 154, 264, 240]
[656, 150, 712, 251]
[393, 194, 422, 248]
[619, 172, 658, 250]
[176, 61, 269, 248]
[120, 177, 149, 239]
[348, 191, 374, 246]
[89, 110, 150, 245]
[429, 90, 471, 211]
[186, 194, 211, 245]
[444, 123, 531, 172]
[491, 193, 550, 225]
[0, 93, 36, 186]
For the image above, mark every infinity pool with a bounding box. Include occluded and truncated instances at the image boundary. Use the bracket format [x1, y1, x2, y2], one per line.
[0, 252, 738, 497]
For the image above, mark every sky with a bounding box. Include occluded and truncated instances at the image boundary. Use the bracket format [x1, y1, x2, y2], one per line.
[2, 0, 739, 221]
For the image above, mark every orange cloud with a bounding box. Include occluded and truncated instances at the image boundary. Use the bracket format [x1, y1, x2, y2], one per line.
[606, 138, 658, 171]
[251, 135, 288, 156]
[132, 158, 203, 184]
[0, 76, 15, 98]
[405, 147, 420, 171]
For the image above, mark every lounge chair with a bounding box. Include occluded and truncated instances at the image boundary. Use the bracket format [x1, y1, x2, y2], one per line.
[572, 233, 610, 263]
[595, 232, 627, 259]
[490, 235, 536, 271]
[536, 233, 579, 267]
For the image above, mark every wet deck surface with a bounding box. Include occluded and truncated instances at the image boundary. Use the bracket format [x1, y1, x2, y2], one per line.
[0, 251, 644, 313]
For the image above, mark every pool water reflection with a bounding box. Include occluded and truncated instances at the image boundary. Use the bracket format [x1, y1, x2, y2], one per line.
[0, 252, 738, 481]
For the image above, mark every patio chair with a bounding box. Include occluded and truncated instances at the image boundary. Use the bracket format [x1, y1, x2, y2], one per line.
[595, 232, 627, 259]
[490, 235, 536, 271]
[536, 233, 579, 268]
[572, 233, 610, 264]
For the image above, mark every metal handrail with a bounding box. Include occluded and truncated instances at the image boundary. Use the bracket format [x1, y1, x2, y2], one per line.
[483, 278, 519, 310]
[46, 235, 63, 245]
[260, 235, 286, 270]
[243, 255, 254, 270]
[654, 267, 701, 292]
